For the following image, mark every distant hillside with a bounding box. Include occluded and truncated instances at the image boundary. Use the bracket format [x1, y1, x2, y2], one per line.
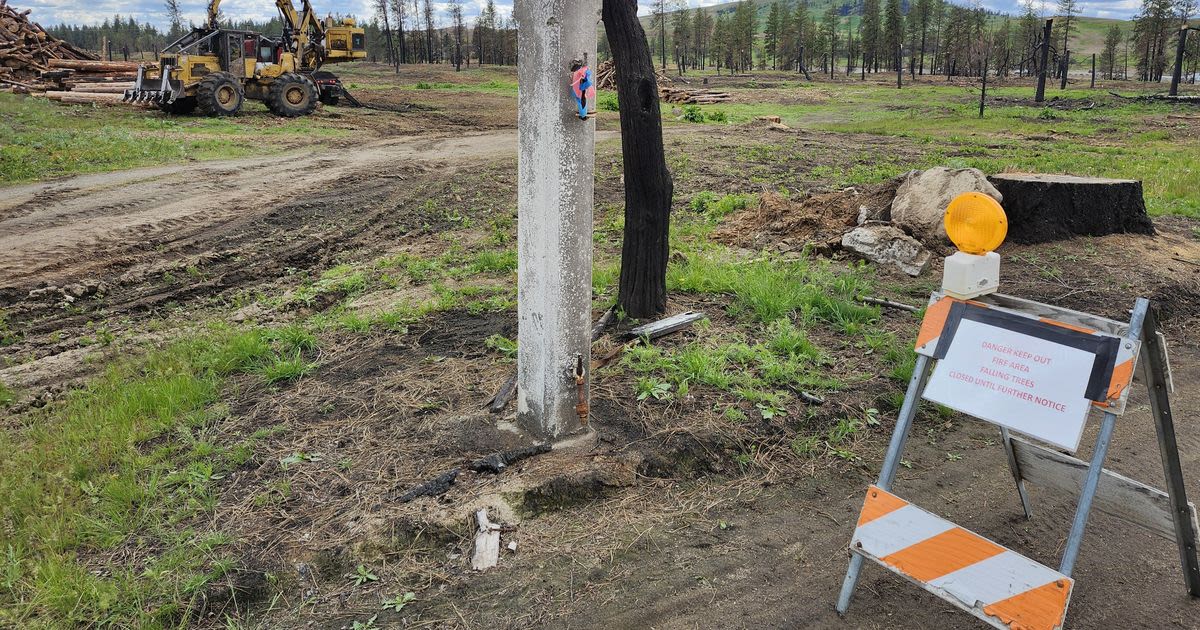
[638, 0, 1134, 66]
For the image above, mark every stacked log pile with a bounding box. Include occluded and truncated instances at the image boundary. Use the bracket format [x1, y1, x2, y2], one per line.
[1, 2, 142, 104]
[1, 0, 96, 85]
[593, 59, 674, 91]
[658, 86, 731, 104]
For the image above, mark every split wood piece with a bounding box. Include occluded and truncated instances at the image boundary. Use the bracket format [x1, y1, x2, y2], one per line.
[486, 307, 617, 414]
[621, 311, 706, 340]
[471, 509, 502, 571]
[592, 310, 707, 370]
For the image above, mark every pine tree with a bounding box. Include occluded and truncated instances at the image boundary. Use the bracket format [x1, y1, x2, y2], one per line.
[883, 0, 904, 71]
[861, 0, 882, 72]
[766, 2, 783, 70]
[1101, 24, 1122, 79]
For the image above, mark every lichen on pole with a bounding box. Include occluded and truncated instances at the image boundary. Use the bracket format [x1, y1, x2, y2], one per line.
[513, 0, 601, 439]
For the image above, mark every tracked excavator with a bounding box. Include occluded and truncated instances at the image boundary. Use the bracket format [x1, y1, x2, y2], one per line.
[125, 0, 365, 116]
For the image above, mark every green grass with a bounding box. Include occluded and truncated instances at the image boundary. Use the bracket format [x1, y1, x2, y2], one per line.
[0, 93, 344, 184]
[665, 83, 1198, 217]
[0, 326, 319, 627]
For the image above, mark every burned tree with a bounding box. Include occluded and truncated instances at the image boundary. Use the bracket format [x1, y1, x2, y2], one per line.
[603, 0, 675, 319]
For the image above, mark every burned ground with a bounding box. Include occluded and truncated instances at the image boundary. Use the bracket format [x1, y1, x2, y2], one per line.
[2, 65, 1199, 629]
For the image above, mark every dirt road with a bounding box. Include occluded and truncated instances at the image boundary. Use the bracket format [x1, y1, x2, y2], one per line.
[0, 131, 527, 294]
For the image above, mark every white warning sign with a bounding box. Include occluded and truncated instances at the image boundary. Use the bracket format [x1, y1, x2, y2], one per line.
[922, 318, 1095, 452]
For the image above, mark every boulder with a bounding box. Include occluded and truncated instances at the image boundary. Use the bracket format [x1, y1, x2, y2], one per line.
[841, 225, 932, 276]
[890, 167, 1003, 248]
[988, 173, 1155, 244]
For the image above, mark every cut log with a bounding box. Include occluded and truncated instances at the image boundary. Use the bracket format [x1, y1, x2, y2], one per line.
[43, 90, 125, 103]
[47, 59, 140, 72]
[988, 173, 1155, 244]
[67, 83, 132, 93]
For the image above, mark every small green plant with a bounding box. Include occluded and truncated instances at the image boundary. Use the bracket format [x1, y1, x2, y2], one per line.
[600, 93, 619, 111]
[351, 616, 379, 630]
[0, 381, 13, 407]
[755, 401, 787, 420]
[280, 452, 323, 470]
[381, 592, 416, 612]
[261, 354, 314, 383]
[415, 81, 433, 89]
[681, 105, 705, 123]
[1038, 107, 1057, 120]
[946, 452, 963, 462]
[636, 378, 673, 401]
[485, 334, 518, 359]
[723, 407, 748, 423]
[706, 110, 727, 123]
[348, 564, 378, 587]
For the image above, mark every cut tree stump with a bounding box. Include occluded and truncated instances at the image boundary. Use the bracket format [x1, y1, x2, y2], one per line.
[988, 173, 1155, 244]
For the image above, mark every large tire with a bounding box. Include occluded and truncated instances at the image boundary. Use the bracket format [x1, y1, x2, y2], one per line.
[268, 73, 318, 118]
[196, 72, 243, 117]
[159, 96, 196, 115]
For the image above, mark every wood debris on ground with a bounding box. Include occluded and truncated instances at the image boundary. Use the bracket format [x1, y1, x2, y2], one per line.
[593, 58, 674, 91]
[1, 2, 142, 102]
[471, 509, 502, 571]
[659, 86, 731, 105]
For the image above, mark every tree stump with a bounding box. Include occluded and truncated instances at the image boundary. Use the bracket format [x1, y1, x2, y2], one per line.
[988, 174, 1155, 244]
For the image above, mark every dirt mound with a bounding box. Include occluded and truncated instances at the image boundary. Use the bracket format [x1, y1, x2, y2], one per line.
[713, 181, 899, 251]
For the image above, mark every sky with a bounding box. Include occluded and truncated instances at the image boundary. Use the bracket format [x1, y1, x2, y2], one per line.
[22, 0, 1140, 32]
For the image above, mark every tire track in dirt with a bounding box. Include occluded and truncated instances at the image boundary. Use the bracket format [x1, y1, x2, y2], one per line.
[0, 131, 529, 292]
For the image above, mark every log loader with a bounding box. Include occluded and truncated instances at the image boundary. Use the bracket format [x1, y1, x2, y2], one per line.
[124, 0, 365, 116]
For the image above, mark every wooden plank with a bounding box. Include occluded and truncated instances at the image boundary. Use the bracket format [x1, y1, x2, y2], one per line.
[1011, 436, 1199, 541]
[622, 310, 706, 340]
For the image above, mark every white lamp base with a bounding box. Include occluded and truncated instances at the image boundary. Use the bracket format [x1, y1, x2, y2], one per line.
[942, 251, 1000, 300]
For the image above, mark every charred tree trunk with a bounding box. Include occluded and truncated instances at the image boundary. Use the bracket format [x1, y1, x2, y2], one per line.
[603, 0, 674, 319]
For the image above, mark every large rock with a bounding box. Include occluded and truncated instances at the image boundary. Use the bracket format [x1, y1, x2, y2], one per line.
[988, 173, 1155, 244]
[890, 167, 1003, 248]
[841, 224, 932, 276]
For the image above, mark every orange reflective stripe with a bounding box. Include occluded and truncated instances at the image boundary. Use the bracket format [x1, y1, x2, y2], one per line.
[1107, 358, 1134, 401]
[881, 527, 1006, 583]
[857, 485, 908, 526]
[982, 579, 1072, 630]
[916, 297, 955, 349]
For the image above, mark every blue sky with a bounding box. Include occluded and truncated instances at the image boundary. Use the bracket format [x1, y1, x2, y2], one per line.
[24, 0, 1138, 31]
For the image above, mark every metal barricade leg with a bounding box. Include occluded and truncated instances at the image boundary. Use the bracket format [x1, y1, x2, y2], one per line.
[836, 354, 934, 614]
[1058, 299, 1148, 577]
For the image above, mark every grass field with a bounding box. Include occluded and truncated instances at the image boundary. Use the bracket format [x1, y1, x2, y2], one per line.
[2, 62, 1199, 627]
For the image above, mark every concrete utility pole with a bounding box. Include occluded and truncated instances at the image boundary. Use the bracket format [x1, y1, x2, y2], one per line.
[513, 0, 601, 440]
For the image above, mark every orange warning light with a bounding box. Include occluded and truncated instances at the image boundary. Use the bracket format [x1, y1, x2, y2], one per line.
[944, 192, 1007, 255]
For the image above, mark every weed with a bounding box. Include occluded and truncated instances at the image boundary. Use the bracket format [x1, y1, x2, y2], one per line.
[636, 378, 673, 401]
[600, 93, 619, 111]
[707, 110, 728, 123]
[485, 334, 518, 359]
[723, 407, 748, 423]
[0, 381, 13, 407]
[382, 592, 417, 612]
[471, 249, 517, 274]
[352, 616, 380, 630]
[348, 564, 379, 586]
[755, 401, 787, 420]
[261, 353, 314, 383]
[681, 105, 706, 122]
[280, 452, 324, 470]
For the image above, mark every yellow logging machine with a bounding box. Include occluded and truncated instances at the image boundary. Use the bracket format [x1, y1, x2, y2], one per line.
[125, 0, 366, 116]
